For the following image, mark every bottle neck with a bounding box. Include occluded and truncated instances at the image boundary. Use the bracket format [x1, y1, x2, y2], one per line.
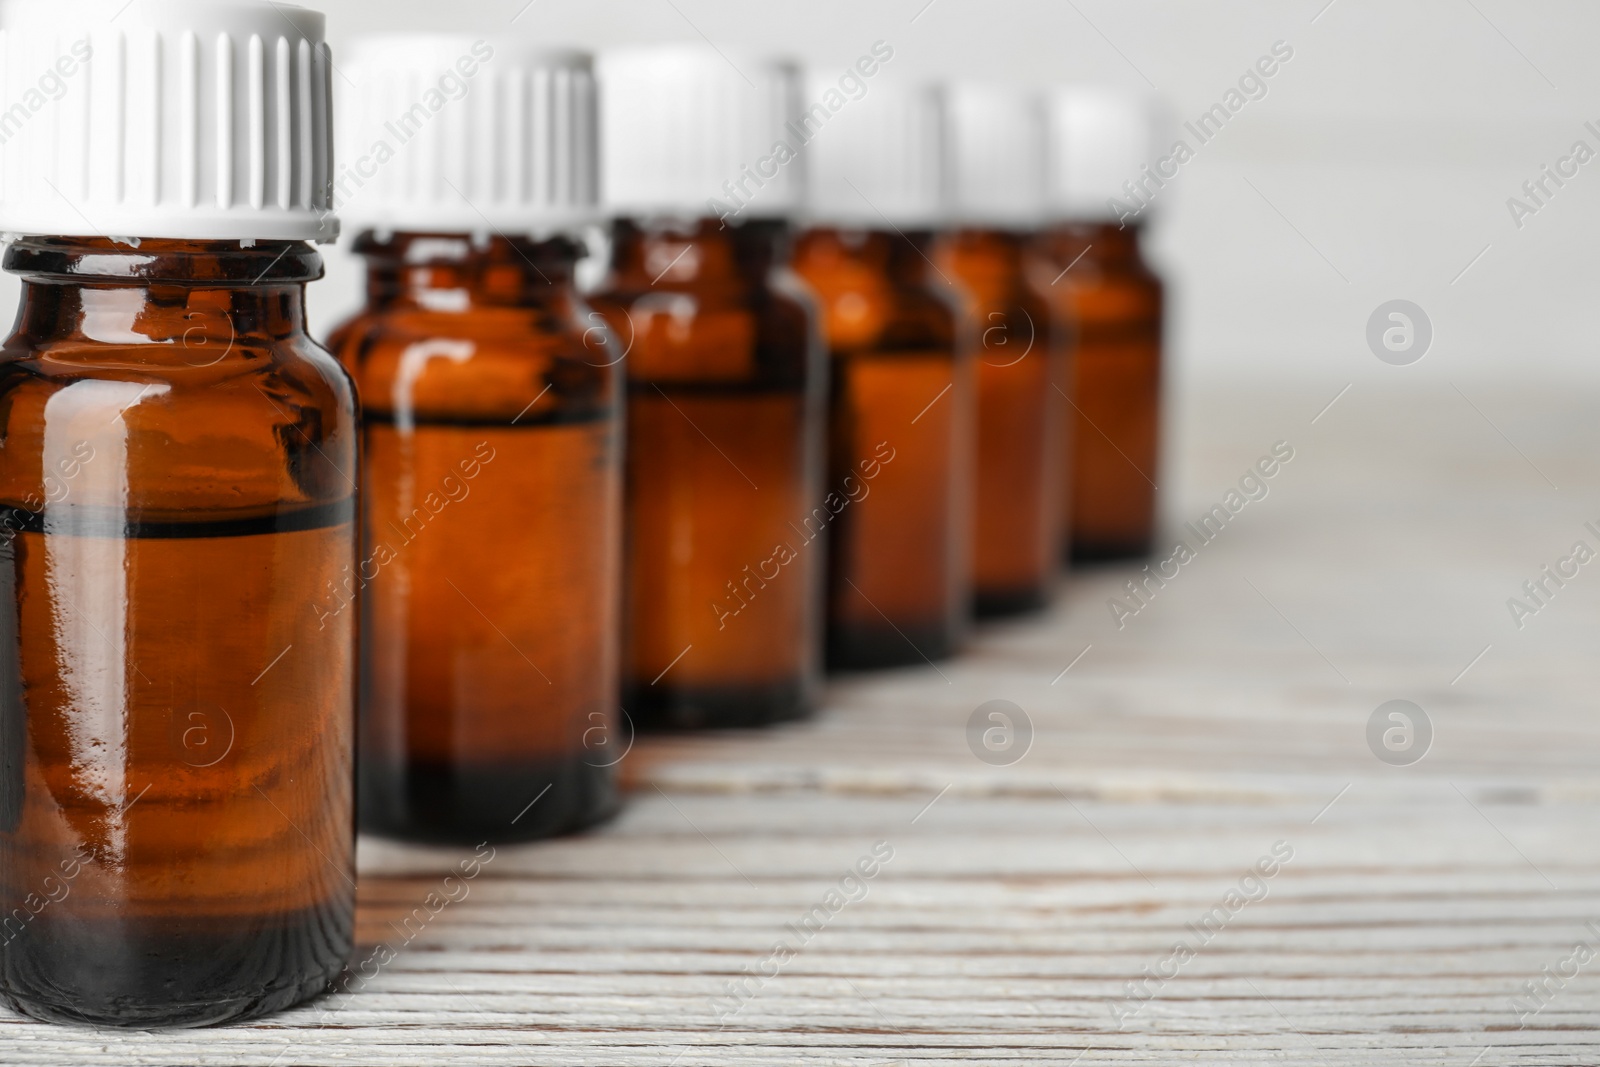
[939, 228, 1030, 303]
[605, 216, 790, 293]
[5, 238, 319, 352]
[793, 227, 942, 289]
[729, 218, 792, 286]
[355, 231, 581, 311]
[1041, 220, 1145, 264]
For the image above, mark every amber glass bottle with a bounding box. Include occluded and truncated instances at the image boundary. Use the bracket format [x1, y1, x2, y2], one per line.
[329, 232, 621, 842]
[0, 0, 351, 1027]
[594, 48, 823, 728]
[1034, 221, 1162, 559]
[941, 84, 1062, 615]
[591, 219, 822, 728]
[0, 238, 356, 1027]
[792, 228, 969, 667]
[332, 41, 621, 842]
[939, 229, 1061, 614]
[1040, 87, 1165, 560]
[797, 78, 968, 668]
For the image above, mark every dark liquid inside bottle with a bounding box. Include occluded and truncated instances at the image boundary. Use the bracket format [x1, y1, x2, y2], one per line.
[329, 232, 623, 844]
[1034, 221, 1162, 560]
[0, 238, 356, 1027]
[593, 218, 824, 729]
[793, 228, 971, 669]
[939, 227, 1063, 616]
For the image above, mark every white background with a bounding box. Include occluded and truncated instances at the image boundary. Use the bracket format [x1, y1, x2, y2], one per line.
[289, 0, 1600, 394]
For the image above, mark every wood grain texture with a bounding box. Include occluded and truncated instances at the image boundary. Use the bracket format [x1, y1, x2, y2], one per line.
[5, 385, 1600, 1064]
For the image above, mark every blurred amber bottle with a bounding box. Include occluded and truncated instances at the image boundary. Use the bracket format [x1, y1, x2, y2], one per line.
[939, 85, 1064, 615]
[328, 41, 623, 842]
[794, 79, 972, 668]
[1035, 222, 1162, 560]
[0, 0, 353, 1027]
[591, 50, 825, 728]
[1038, 87, 1165, 560]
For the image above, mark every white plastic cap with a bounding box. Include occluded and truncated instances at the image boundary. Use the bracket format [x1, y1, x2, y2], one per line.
[1045, 86, 1164, 222]
[0, 0, 335, 242]
[598, 46, 800, 221]
[947, 82, 1046, 229]
[338, 35, 598, 238]
[802, 75, 945, 229]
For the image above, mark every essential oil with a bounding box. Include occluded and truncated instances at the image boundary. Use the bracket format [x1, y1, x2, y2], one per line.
[328, 39, 623, 842]
[591, 49, 825, 728]
[0, 0, 353, 1026]
[792, 80, 972, 668]
[794, 226, 967, 666]
[1038, 87, 1164, 560]
[939, 84, 1063, 615]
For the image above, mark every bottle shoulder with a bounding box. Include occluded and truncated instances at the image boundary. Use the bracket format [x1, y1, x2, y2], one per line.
[0, 329, 354, 412]
[1055, 272, 1162, 322]
[1028, 249, 1162, 324]
[0, 332, 356, 514]
[328, 300, 602, 349]
[326, 302, 621, 424]
[824, 281, 959, 355]
[589, 279, 819, 387]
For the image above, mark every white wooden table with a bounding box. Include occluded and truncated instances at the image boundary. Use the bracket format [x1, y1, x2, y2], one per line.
[6, 383, 1600, 1064]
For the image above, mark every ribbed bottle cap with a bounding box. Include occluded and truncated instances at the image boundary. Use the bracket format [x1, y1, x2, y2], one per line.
[598, 46, 800, 222]
[0, 0, 335, 242]
[338, 35, 597, 239]
[947, 82, 1045, 229]
[1045, 85, 1164, 222]
[802, 76, 945, 230]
